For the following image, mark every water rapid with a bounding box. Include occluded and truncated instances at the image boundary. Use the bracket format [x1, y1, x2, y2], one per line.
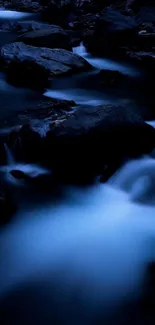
[0, 8, 155, 325]
[1, 157, 155, 324]
[44, 43, 140, 106]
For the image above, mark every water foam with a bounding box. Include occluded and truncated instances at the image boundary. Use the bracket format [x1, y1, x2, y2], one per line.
[0, 158, 155, 324]
[73, 43, 140, 76]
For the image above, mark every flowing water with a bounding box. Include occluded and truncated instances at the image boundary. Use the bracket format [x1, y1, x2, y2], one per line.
[1, 9, 155, 325]
[73, 42, 140, 76]
[44, 43, 140, 106]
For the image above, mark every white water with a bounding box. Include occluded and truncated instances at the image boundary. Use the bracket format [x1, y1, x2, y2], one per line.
[146, 120, 155, 128]
[2, 143, 50, 185]
[73, 43, 140, 76]
[44, 43, 140, 105]
[44, 88, 112, 106]
[4, 143, 15, 165]
[1, 163, 50, 185]
[0, 10, 31, 19]
[0, 12, 155, 323]
[1, 157, 155, 324]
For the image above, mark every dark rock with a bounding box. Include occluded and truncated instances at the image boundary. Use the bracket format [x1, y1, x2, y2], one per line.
[0, 20, 59, 33]
[140, 261, 155, 320]
[19, 124, 43, 164]
[128, 1, 155, 12]
[7, 97, 74, 163]
[126, 50, 155, 70]
[0, 42, 91, 88]
[69, 13, 100, 40]
[10, 168, 52, 187]
[41, 0, 76, 27]
[10, 169, 30, 180]
[7, 59, 49, 90]
[0, 182, 16, 225]
[98, 69, 127, 87]
[136, 5, 155, 25]
[14, 104, 155, 182]
[16, 27, 72, 50]
[0, 96, 75, 131]
[1, 0, 42, 12]
[137, 31, 155, 51]
[45, 104, 155, 181]
[84, 8, 138, 56]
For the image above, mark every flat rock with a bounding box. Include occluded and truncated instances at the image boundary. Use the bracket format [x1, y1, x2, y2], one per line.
[0, 42, 91, 87]
[16, 27, 72, 50]
[0, 20, 60, 33]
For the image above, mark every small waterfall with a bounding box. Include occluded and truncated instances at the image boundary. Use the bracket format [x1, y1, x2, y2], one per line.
[4, 143, 15, 165]
[73, 42, 140, 76]
[109, 157, 155, 204]
[73, 42, 88, 58]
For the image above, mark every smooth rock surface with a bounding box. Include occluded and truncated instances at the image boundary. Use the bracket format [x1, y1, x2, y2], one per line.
[16, 26, 71, 50]
[0, 42, 91, 87]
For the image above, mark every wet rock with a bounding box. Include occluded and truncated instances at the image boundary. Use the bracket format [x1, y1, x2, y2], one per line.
[128, 1, 155, 12]
[45, 104, 155, 181]
[140, 261, 155, 320]
[0, 20, 59, 33]
[10, 167, 52, 187]
[0, 42, 91, 88]
[7, 97, 74, 163]
[137, 31, 155, 51]
[10, 169, 30, 180]
[0, 96, 75, 133]
[1, 0, 42, 12]
[126, 50, 155, 70]
[18, 124, 43, 163]
[13, 104, 155, 182]
[16, 27, 72, 50]
[0, 182, 16, 225]
[41, 0, 77, 27]
[7, 59, 49, 90]
[98, 69, 127, 87]
[84, 8, 138, 56]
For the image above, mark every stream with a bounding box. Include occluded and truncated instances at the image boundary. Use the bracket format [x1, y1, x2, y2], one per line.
[0, 9, 155, 325]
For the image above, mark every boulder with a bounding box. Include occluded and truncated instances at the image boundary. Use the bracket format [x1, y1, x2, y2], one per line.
[14, 104, 155, 182]
[0, 42, 91, 88]
[0, 182, 16, 225]
[44, 104, 155, 181]
[0, 20, 59, 33]
[41, 0, 76, 27]
[16, 27, 72, 50]
[97, 69, 127, 87]
[0, 20, 80, 48]
[2, 0, 42, 12]
[128, 1, 155, 12]
[5, 96, 75, 163]
[126, 50, 155, 70]
[84, 8, 138, 56]
[137, 31, 155, 51]
[10, 169, 30, 180]
[10, 167, 52, 188]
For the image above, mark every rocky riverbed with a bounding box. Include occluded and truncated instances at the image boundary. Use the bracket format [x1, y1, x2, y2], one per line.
[0, 2, 155, 325]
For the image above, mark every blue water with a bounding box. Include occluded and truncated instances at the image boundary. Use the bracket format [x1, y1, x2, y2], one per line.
[0, 9, 155, 325]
